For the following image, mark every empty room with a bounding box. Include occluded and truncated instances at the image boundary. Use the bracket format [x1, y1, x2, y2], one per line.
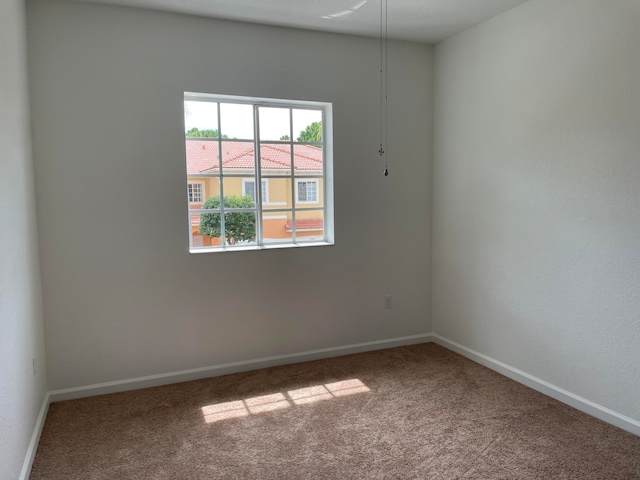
[1, 0, 639, 478]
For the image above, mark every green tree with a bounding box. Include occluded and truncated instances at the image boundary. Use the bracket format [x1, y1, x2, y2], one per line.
[280, 134, 290, 141]
[199, 195, 256, 245]
[297, 122, 322, 143]
[186, 127, 228, 138]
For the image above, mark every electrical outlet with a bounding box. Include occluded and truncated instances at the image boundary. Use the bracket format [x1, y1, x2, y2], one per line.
[384, 295, 392, 309]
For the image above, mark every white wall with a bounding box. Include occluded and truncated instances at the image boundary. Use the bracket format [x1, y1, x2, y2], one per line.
[433, 0, 640, 422]
[27, 0, 433, 390]
[0, 0, 48, 478]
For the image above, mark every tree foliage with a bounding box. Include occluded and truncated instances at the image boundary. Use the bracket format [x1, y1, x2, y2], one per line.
[186, 127, 228, 138]
[199, 195, 256, 245]
[297, 122, 322, 143]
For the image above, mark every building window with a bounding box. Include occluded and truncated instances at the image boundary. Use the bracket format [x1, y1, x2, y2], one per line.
[184, 92, 333, 251]
[187, 182, 205, 203]
[243, 179, 268, 204]
[296, 180, 318, 204]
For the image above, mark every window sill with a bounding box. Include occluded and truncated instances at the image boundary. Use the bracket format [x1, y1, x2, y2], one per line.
[189, 241, 333, 254]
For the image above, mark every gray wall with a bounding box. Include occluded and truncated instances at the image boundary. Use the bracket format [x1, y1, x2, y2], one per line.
[0, 0, 48, 478]
[28, 0, 433, 390]
[433, 0, 640, 421]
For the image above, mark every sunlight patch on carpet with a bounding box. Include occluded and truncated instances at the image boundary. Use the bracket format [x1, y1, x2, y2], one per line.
[289, 379, 370, 405]
[202, 379, 370, 423]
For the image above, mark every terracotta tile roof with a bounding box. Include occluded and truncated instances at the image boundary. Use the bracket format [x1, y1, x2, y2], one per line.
[186, 139, 323, 174]
[285, 218, 324, 231]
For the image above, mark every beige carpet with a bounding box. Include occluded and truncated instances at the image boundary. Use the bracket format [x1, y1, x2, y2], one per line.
[31, 344, 640, 479]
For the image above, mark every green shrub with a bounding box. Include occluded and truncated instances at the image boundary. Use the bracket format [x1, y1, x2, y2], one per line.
[199, 195, 256, 245]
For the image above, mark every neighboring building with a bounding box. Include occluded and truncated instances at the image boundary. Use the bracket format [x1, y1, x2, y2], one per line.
[186, 138, 324, 246]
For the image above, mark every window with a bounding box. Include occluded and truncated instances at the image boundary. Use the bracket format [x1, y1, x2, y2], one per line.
[184, 93, 333, 251]
[187, 182, 205, 203]
[296, 180, 318, 204]
[243, 179, 268, 204]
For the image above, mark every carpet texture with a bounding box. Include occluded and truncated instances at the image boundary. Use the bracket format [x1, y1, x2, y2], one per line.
[30, 344, 640, 479]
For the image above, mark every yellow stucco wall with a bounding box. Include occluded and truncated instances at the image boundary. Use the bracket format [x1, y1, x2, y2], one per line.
[188, 176, 324, 212]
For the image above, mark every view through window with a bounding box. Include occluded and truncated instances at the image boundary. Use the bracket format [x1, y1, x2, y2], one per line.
[184, 93, 333, 252]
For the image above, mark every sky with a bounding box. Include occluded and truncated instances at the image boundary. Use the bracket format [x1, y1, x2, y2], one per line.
[184, 101, 322, 141]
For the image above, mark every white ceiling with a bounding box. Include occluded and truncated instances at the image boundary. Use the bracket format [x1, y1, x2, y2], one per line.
[71, 0, 531, 43]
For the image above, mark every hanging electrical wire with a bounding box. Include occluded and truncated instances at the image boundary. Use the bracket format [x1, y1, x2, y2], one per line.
[379, 0, 389, 176]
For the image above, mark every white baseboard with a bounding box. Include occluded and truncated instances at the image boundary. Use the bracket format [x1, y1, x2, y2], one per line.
[49, 333, 434, 403]
[432, 334, 640, 437]
[19, 392, 50, 480]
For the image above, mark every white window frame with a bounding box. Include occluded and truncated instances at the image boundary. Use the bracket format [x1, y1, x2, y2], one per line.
[184, 92, 334, 253]
[187, 181, 205, 204]
[242, 178, 268, 205]
[295, 179, 319, 205]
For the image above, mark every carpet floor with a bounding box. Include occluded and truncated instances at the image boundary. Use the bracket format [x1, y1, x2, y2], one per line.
[30, 344, 640, 479]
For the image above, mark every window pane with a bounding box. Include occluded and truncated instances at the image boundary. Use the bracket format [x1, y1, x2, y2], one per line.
[188, 177, 219, 206]
[190, 212, 223, 249]
[240, 179, 268, 204]
[293, 209, 324, 242]
[259, 107, 291, 141]
[186, 139, 220, 174]
[293, 144, 323, 173]
[220, 103, 254, 140]
[221, 177, 254, 205]
[224, 211, 257, 246]
[192, 179, 257, 247]
[261, 177, 287, 206]
[292, 109, 322, 143]
[260, 142, 292, 176]
[184, 101, 219, 137]
[262, 210, 291, 244]
[221, 140, 255, 176]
